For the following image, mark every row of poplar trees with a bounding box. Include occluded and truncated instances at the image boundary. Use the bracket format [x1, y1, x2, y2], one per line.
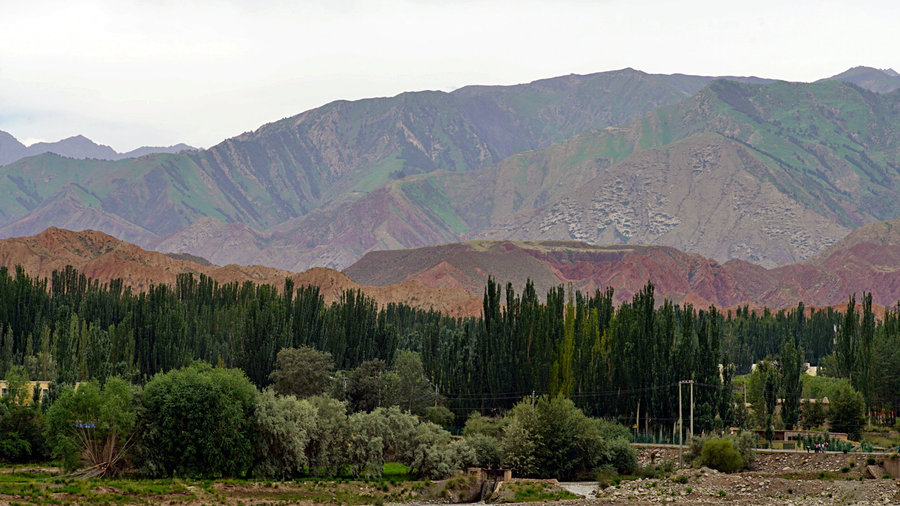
[1, 264, 890, 432]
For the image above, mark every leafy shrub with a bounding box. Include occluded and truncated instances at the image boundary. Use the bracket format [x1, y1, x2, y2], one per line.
[698, 438, 743, 473]
[502, 396, 631, 480]
[253, 389, 316, 479]
[828, 384, 866, 441]
[499, 412, 540, 477]
[463, 412, 505, 438]
[409, 422, 458, 480]
[372, 406, 418, 462]
[689, 431, 754, 470]
[640, 465, 662, 479]
[452, 439, 478, 470]
[465, 433, 501, 469]
[424, 406, 454, 427]
[46, 377, 139, 475]
[596, 418, 633, 442]
[0, 404, 48, 463]
[656, 460, 676, 474]
[733, 431, 757, 467]
[602, 437, 637, 474]
[408, 422, 471, 479]
[346, 411, 385, 478]
[305, 396, 350, 477]
[139, 363, 258, 478]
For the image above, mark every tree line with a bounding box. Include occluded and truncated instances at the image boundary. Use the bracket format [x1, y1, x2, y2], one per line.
[1, 265, 897, 434]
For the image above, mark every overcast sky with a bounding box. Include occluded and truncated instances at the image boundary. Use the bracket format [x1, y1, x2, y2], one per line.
[1, 0, 898, 151]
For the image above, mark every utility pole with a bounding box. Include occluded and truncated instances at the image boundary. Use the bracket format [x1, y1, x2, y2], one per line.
[689, 380, 694, 440]
[678, 380, 695, 467]
[635, 400, 640, 440]
[678, 381, 684, 467]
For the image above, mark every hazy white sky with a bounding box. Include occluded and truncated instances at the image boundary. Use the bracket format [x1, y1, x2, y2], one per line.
[1, 0, 897, 151]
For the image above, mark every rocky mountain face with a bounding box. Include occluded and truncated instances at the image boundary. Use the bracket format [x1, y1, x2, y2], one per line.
[344, 217, 900, 309]
[0, 131, 195, 166]
[4, 68, 900, 274]
[0, 69, 750, 246]
[0, 228, 481, 317]
[214, 78, 900, 270]
[824, 66, 900, 93]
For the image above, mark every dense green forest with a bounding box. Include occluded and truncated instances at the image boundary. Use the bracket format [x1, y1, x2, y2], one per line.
[1, 265, 898, 433]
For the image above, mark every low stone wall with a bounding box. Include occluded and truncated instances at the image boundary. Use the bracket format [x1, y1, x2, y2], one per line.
[883, 455, 900, 478]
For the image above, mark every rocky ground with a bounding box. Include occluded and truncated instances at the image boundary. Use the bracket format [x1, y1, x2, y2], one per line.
[553, 448, 900, 505]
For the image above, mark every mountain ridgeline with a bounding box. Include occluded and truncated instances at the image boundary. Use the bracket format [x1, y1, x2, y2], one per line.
[0, 131, 194, 166]
[292, 78, 900, 269]
[3, 67, 900, 273]
[343, 213, 900, 309]
[0, 69, 721, 238]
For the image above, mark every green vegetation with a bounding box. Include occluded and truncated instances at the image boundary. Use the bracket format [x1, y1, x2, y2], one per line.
[688, 432, 756, 471]
[399, 179, 470, 235]
[140, 363, 259, 478]
[46, 377, 138, 475]
[2, 264, 900, 485]
[698, 439, 743, 473]
[497, 395, 636, 480]
[0, 466, 439, 504]
[503, 481, 578, 502]
[269, 346, 335, 398]
[0, 69, 711, 240]
[0, 367, 49, 464]
[828, 383, 867, 441]
[252, 388, 315, 479]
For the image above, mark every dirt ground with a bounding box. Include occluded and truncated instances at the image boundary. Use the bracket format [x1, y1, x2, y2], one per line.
[2, 450, 898, 505]
[556, 448, 900, 505]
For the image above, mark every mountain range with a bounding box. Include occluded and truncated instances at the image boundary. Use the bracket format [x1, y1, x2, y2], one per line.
[345, 215, 900, 309]
[2, 66, 900, 275]
[4, 216, 900, 316]
[0, 131, 195, 166]
[822, 66, 900, 94]
[0, 227, 481, 317]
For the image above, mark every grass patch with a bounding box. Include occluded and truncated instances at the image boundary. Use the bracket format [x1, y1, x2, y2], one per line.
[0, 464, 435, 505]
[500, 481, 578, 503]
[382, 462, 413, 480]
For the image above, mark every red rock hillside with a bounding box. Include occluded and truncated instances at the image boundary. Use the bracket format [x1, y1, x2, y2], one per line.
[0, 228, 481, 317]
[344, 220, 900, 309]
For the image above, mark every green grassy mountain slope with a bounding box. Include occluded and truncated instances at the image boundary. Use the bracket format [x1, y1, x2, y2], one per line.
[0, 68, 728, 240]
[10, 70, 900, 274]
[239, 79, 900, 270]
